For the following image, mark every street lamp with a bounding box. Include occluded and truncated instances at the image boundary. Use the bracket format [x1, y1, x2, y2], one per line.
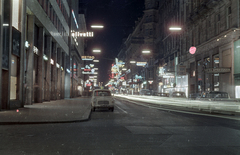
[91, 25, 104, 29]
[142, 50, 151, 54]
[93, 49, 101, 53]
[161, 26, 183, 94]
[162, 26, 182, 41]
[169, 27, 182, 31]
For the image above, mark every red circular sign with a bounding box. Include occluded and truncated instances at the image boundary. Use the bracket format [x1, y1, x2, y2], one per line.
[189, 46, 196, 54]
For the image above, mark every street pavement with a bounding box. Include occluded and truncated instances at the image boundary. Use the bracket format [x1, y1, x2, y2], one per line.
[0, 97, 92, 125]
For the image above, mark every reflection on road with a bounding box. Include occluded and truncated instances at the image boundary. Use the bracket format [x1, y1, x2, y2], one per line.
[115, 94, 240, 116]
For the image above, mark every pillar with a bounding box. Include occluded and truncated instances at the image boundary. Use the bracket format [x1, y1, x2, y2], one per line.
[37, 27, 45, 103]
[44, 36, 52, 101]
[19, 0, 26, 106]
[61, 52, 65, 99]
[51, 42, 57, 100]
[0, 0, 3, 109]
[64, 55, 71, 98]
[57, 48, 62, 100]
[25, 15, 35, 105]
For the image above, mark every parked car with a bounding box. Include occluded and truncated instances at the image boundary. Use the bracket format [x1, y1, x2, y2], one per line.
[91, 89, 115, 112]
[189, 93, 201, 100]
[197, 91, 238, 102]
[158, 92, 169, 97]
[139, 89, 151, 95]
[170, 91, 186, 98]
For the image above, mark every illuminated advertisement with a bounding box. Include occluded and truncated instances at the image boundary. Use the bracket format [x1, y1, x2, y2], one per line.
[81, 56, 95, 60]
[136, 62, 147, 66]
[72, 31, 94, 37]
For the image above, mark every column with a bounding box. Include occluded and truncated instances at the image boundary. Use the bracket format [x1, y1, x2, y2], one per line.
[44, 36, 52, 101]
[51, 42, 57, 100]
[57, 48, 62, 100]
[61, 52, 65, 99]
[36, 27, 44, 103]
[19, 0, 26, 106]
[25, 15, 35, 105]
[0, 0, 3, 109]
[64, 55, 71, 98]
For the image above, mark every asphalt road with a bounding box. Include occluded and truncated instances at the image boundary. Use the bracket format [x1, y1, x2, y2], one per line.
[0, 98, 240, 155]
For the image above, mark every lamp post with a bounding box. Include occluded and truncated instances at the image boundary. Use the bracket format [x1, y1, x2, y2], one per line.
[141, 49, 157, 91]
[161, 26, 182, 94]
[128, 60, 136, 95]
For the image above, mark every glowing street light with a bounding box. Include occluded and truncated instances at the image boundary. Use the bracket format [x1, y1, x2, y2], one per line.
[93, 49, 101, 53]
[169, 27, 182, 31]
[91, 25, 104, 28]
[162, 26, 182, 41]
[130, 61, 136, 64]
[142, 50, 151, 54]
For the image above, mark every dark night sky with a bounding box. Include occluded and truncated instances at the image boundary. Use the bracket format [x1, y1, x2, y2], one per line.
[82, 0, 145, 84]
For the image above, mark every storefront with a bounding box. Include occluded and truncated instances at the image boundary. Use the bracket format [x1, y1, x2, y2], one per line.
[234, 40, 240, 98]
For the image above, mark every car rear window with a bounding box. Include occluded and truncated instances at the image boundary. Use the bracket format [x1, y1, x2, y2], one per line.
[94, 91, 111, 96]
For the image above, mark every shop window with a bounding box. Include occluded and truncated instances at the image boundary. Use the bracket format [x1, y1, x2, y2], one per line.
[197, 60, 202, 93]
[12, 0, 20, 30]
[204, 57, 211, 91]
[214, 73, 219, 91]
[213, 54, 219, 68]
[190, 62, 195, 77]
[33, 54, 39, 84]
[10, 55, 19, 100]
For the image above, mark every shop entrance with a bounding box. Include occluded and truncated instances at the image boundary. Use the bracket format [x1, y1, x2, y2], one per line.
[10, 55, 19, 100]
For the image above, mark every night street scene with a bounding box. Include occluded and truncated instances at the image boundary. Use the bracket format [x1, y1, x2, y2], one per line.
[1, 0, 240, 155]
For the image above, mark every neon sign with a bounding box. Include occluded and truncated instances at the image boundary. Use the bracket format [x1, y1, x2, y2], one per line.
[72, 10, 79, 29]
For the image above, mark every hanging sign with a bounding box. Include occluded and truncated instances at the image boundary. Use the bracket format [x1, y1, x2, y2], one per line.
[189, 46, 196, 54]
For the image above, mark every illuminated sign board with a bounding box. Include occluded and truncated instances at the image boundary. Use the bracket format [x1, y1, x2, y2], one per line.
[136, 62, 147, 66]
[82, 71, 98, 74]
[148, 81, 153, 84]
[135, 75, 143, 79]
[189, 46, 196, 54]
[72, 32, 94, 37]
[81, 56, 95, 60]
[84, 69, 91, 72]
[72, 10, 79, 28]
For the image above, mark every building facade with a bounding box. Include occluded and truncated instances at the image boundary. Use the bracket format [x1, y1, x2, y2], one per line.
[0, 0, 86, 110]
[117, 0, 240, 98]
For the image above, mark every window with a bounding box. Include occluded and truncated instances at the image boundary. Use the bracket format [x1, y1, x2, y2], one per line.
[94, 91, 111, 96]
[190, 62, 195, 78]
[216, 14, 220, 34]
[226, 7, 231, 29]
[197, 61, 202, 93]
[213, 54, 219, 91]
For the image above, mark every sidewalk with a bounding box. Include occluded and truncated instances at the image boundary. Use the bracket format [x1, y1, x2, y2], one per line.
[0, 97, 92, 125]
